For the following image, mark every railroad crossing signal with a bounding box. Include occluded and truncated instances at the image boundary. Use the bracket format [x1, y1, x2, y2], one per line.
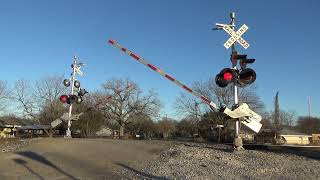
[222, 24, 250, 49]
[108, 39, 262, 133]
[215, 68, 236, 88]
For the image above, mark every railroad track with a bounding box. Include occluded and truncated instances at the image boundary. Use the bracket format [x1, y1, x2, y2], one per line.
[243, 144, 320, 160]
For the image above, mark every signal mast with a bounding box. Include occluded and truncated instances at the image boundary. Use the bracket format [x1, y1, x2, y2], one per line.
[60, 56, 87, 138]
[52, 84, 133, 129]
[214, 12, 257, 150]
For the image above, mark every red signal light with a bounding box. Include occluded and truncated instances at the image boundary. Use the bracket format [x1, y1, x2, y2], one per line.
[223, 72, 233, 81]
[60, 95, 68, 103]
[215, 68, 236, 88]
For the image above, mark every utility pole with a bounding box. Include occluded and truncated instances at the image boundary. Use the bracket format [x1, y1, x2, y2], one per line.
[308, 97, 311, 117]
[195, 101, 199, 136]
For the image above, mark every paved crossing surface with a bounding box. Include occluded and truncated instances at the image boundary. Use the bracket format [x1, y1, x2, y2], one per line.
[0, 138, 172, 180]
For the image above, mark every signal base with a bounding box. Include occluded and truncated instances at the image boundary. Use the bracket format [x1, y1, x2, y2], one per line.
[234, 137, 244, 150]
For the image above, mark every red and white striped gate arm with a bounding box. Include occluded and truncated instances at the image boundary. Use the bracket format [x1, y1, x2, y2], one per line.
[108, 39, 217, 110]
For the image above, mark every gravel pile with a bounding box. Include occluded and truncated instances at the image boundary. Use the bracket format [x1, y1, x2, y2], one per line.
[124, 142, 320, 180]
[0, 139, 31, 153]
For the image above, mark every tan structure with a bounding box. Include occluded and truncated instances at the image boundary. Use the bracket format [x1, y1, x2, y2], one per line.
[280, 135, 311, 145]
[278, 128, 311, 145]
[311, 134, 320, 145]
[255, 128, 312, 145]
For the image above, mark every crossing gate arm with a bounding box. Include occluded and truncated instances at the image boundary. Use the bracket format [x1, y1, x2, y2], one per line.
[108, 39, 218, 110]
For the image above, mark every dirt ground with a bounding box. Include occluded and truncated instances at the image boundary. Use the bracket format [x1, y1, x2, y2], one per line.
[0, 138, 173, 180]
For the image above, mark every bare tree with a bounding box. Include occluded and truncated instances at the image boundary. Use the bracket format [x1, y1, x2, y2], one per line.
[174, 92, 204, 134]
[176, 117, 198, 137]
[175, 77, 265, 118]
[175, 93, 204, 118]
[13, 79, 38, 119]
[297, 116, 320, 134]
[70, 94, 106, 137]
[34, 75, 67, 124]
[156, 117, 177, 139]
[0, 80, 10, 112]
[126, 113, 155, 138]
[100, 78, 161, 138]
[34, 75, 66, 107]
[280, 110, 296, 127]
[13, 75, 67, 124]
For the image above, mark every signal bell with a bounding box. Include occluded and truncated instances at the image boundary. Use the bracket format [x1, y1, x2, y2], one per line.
[215, 68, 236, 87]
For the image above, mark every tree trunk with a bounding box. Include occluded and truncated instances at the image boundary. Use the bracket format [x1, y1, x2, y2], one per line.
[119, 123, 124, 139]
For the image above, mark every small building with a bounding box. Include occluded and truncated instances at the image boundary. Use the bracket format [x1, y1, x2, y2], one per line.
[279, 128, 311, 145]
[0, 116, 26, 138]
[17, 124, 52, 138]
[255, 128, 312, 145]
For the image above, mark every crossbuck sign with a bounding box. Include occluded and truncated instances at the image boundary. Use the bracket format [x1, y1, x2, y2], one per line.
[223, 24, 250, 49]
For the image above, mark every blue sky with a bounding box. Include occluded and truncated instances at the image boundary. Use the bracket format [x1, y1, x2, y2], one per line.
[0, 0, 319, 118]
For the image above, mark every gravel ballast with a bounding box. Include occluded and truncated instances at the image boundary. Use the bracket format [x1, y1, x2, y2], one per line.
[123, 142, 320, 180]
[0, 139, 31, 153]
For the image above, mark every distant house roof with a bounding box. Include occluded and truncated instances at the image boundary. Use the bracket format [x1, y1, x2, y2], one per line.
[260, 128, 310, 136]
[18, 125, 51, 130]
[0, 116, 25, 127]
[279, 128, 309, 136]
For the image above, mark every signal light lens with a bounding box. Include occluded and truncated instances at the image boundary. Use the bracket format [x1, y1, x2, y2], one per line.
[76, 97, 83, 104]
[68, 95, 78, 104]
[74, 80, 80, 88]
[60, 95, 68, 103]
[215, 74, 229, 88]
[223, 72, 233, 81]
[215, 68, 236, 88]
[237, 68, 256, 87]
[63, 79, 70, 87]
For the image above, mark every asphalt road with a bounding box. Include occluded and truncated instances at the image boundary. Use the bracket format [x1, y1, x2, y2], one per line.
[0, 138, 172, 180]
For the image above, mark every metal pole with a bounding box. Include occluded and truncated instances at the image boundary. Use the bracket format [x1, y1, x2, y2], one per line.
[218, 127, 221, 144]
[195, 101, 199, 135]
[66, 56, 77, 138]
[230, 12, 242, 149]
[308, 97, 311, 117]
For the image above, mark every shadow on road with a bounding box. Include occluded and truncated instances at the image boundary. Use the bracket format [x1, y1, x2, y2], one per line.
[15, 151, 78, 180]
[13, 158, 45, 180]
[115, 162, 169, 180]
